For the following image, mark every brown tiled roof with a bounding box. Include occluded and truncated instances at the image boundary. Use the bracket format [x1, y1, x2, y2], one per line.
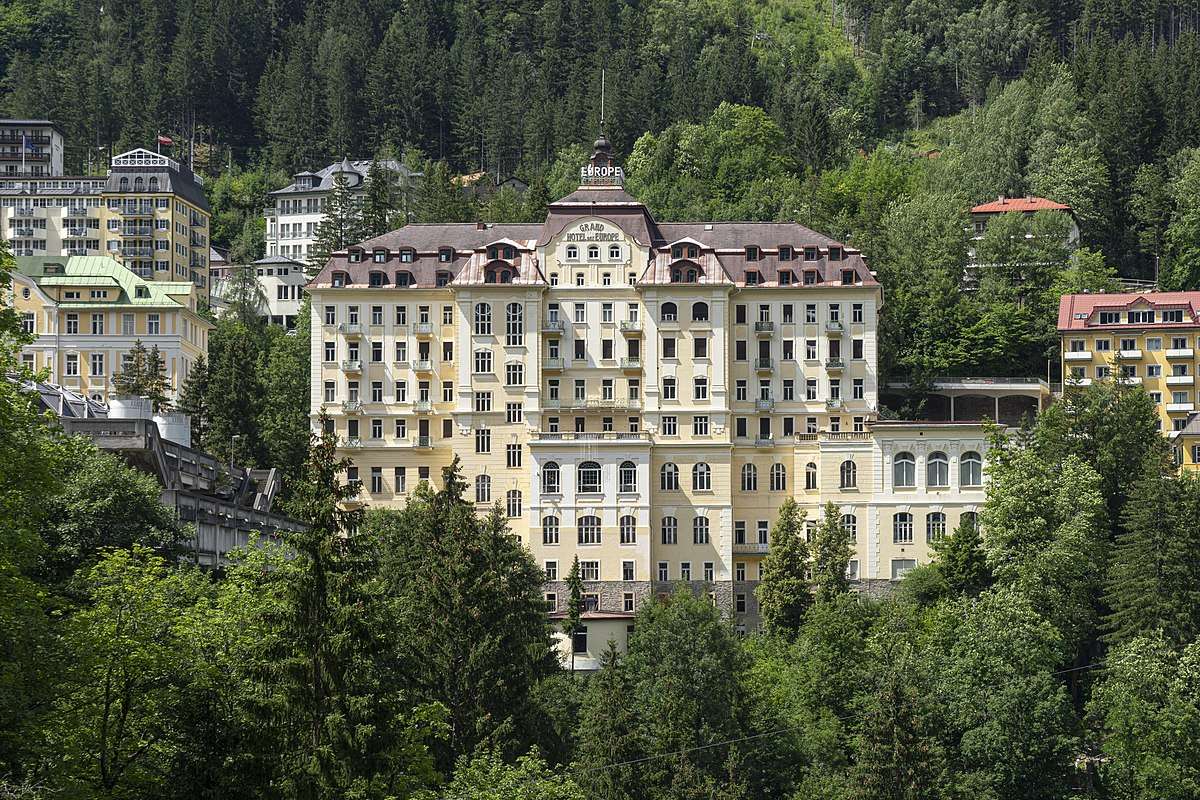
[1057, 291, 1200, 331]
[971, 196, 1071, 214]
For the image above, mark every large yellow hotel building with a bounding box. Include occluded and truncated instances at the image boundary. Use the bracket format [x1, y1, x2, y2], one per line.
[1059, 290, 1200, 466]
[308, 140, 998, 663]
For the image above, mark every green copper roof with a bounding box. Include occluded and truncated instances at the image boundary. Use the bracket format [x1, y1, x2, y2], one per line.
[14, 255, 188, 309]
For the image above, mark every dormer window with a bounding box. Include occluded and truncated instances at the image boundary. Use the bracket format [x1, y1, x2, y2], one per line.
[1128, 309, 1154, 324]
[436, 271, 451, 287]
[587, 244, 600, 260]
[148, 177, 159, 192]
[485, 267, 513, 284]
[566, 245, 578, 260]
[779, 270, 793, 286]
[841, 270, 855, 286]
[438, 247, 453, 262]
[745, 246, 760, 261]
[368, 271, 387, 287]
[45, 264, 65, 275]
[135, 286, 150, 298]
[1098, 311, 1120, 324]
[1163, 309, 1184, 323]
[828, 246, 843, 261]
[487, 245, 516, 260]
[803, 270, 818, 285]
[348, 249, 362, 263]
[332, 271, 350, 287]
[670, 244, 699, 260]
[373, 248, 388, 263]
[395, 271, 415, 287]
[745, 270, 761, 286]
[400, 249, 415, 263]
[804, 246, 819, 261]
[779, 245, 793, 261]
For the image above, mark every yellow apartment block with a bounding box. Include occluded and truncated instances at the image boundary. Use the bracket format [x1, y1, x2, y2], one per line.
[10, 255, 211, 402]
[1059, 290, 1200, 467]
[308, 140, 996, 666]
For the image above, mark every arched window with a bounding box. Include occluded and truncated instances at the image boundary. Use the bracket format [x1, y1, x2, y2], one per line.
[692, 301, 709, 321]
[542, 461, 560, 494]
[893, 452, 916, 488]
[893, 512, 914, 544]
[565, 245, 578, 260]
[119, 177, 129, 191]
[960, 451, 983, 487]
[505, 302, 523, 346]
[661, 302, 678, 322]
[587, 244, 600, 260]
[542, 515, 559, 544]
[148, 176, 159, 191]
[619, 461, 637, 493]
[620, 515, 636, 544]
[741, 463, 758, 492]
[693, 515, 710, 544]
[609, 244, 621, 260]
[133, 176, 144, 191]
[961, 511, 978, 531]
[840, 514, 857, 540]
[506, 490, 522, 518]
[660, 463, 679, 491]
[577, 461, 602, 494]
[474, 302, 492, 335]
[927, 451, 949, 488]
[770, 463, 787, 491]
[475, 474, 491, 503]
[368, 271, 387, 287]
[577, 515, 601, 545]
[692, 462, 711, 491]
[840, 460, 857, 489]
[926, 512, 946, 542]
[661, 516, 678, 544]
[805, 462, 818, 490]
[686, 268, 699, 283]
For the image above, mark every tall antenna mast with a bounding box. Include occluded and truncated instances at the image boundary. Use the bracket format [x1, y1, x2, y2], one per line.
[600, 68, 606, 131]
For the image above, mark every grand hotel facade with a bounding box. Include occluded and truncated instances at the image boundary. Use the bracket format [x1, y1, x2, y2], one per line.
[308, 141, 994, 660]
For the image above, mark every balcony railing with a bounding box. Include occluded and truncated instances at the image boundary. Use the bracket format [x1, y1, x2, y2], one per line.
[543, 357, 564, 371]
[414, 322, 434, 336]
[416, 435, 433, 448]
[121, 225, 153, 236]
[14, 228, 33, 237]
[826, 320, 844, 333]
[341, 359, 361, 372]
[754, 437, 774, 447]
[733, 542, 770, 554]
[755, 357, 773, 371]
[543, 398, 642, 411]
[620, 357, 642, 370]
[413, 359, 433, 372]
[542, 319, 565, 332]
[119, 207, 154, 217]
[413, 400, 433, 413]
[826, 397, 843, 409]
[825, 357, 845, 370]
[619, 320, 642, 333]
[65, 228, 87, 238]
[342, 400, 363, 413]
[754, 321, 775, 334]
[338, 323, 362, 336]
[532, 431, 649, 442]
[755, 398, 774, 411]
[120, 246, 152, 257]
[344, 438, 363, 448]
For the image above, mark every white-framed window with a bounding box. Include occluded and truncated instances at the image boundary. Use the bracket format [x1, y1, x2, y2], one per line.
[741, 463, 758, 491]
[693, 516, 710, 544]
[580, 560, 599, 581]
[840, 514, 857, 540]
[505, 302, 523, 346]
[692, 462, 712, 491]
[927, 451, 949, 488]
[893, 452, 916, 488]
[926, 512, 946, 542]
[770, 463, 787, 491]
[893, 512, 913, 544]
[619, 461, 637, 493]
[505, 362, 524, 386]
[475, 428, 491, 453]
[660, 462, 679, 490]
[542, 462, 560, 494]
[475, 474, 491, 503]
[542, 515, 560, 544]
[960, 451, 983, 487]
[661, 516, 678, 544]
[506, 490, 522, 518]
[805, 462, 818, 490]
[620, 516, 636, 545]
[840, 460, 857, 489]
[578, 516, 601, 545]
[474, 302, 492, 335]
[473, 349, 493, 374]
[577, 461, 602, 494]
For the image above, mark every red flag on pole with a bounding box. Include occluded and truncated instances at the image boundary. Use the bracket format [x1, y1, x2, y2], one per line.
[157, 134, 173, 146]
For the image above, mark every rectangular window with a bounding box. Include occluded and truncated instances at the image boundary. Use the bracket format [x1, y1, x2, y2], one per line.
[661, 416, 678, 436]
[680, 562, 691, 581]
[693, 415, 709, 435]
[657, 562, 669, 582]
[506, 402, 523, 423]
[475, 428, 491, 454]
[622, 560, 635, 581]
[506, 444, 522, 469]
[89, 353, 105, 376]
[580, 561, 599, 581]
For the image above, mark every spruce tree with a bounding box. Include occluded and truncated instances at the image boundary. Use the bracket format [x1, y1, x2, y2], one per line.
[111, 339, 149, 397]
[756, 498, 811, 638]
[308, 170, 364, 274]
[812, 501, 853, 602]
[416, 159, 475, 223]
[575, 643, 642, 800]
[361, 159, 397, 238]
[177, 355, 210, 444]
[1105, 457, 1200, 647]
[143, 344, 170, 412]
[111, 340, 170, 411]
[223, 262, 268, 328]
[933, 514, 992, 597]
[564, 554, 584, 674]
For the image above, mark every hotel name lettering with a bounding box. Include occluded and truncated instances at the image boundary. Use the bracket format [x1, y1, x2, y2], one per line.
[565, 222, 621, 242]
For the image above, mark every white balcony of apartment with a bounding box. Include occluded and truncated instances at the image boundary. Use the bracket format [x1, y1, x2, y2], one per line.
[1166, 348, 1195, 359]
[1063, 350, 1092, 362]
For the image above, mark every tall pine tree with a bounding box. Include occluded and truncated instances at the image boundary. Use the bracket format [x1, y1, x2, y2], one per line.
[756, 498, 812, 638]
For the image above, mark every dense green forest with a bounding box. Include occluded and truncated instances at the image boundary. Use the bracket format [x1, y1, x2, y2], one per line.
[6, 231, 1200, 797]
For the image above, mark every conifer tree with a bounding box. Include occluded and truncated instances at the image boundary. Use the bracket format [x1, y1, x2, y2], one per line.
[812, 501, 853, 602]
[143, 344, 170, 412]
[111, 339, 149, 397]
[564, 554, 584, 674]
[1105, 456, 1200, 647]
[416, 159, 474, 223]
[361, 159, 397, 238]
[932, 514, 992, 597]
[177, 355, 210, 444]
[575, 643, 642, 800]
[111, 340, 170, 411]
[308, 170, 364, 274]
[222, 262, 268, 328]
[756, 498, 812, 638]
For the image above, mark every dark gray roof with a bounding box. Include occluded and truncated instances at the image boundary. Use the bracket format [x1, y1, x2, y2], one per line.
[107, 163, 209, 211]
[270, 159, 421, 196]
[254, 254, 305, 266]
[11, 377, 108, 418]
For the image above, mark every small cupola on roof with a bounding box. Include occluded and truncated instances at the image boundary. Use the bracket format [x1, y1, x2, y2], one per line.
[579, 132, 625, 187]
